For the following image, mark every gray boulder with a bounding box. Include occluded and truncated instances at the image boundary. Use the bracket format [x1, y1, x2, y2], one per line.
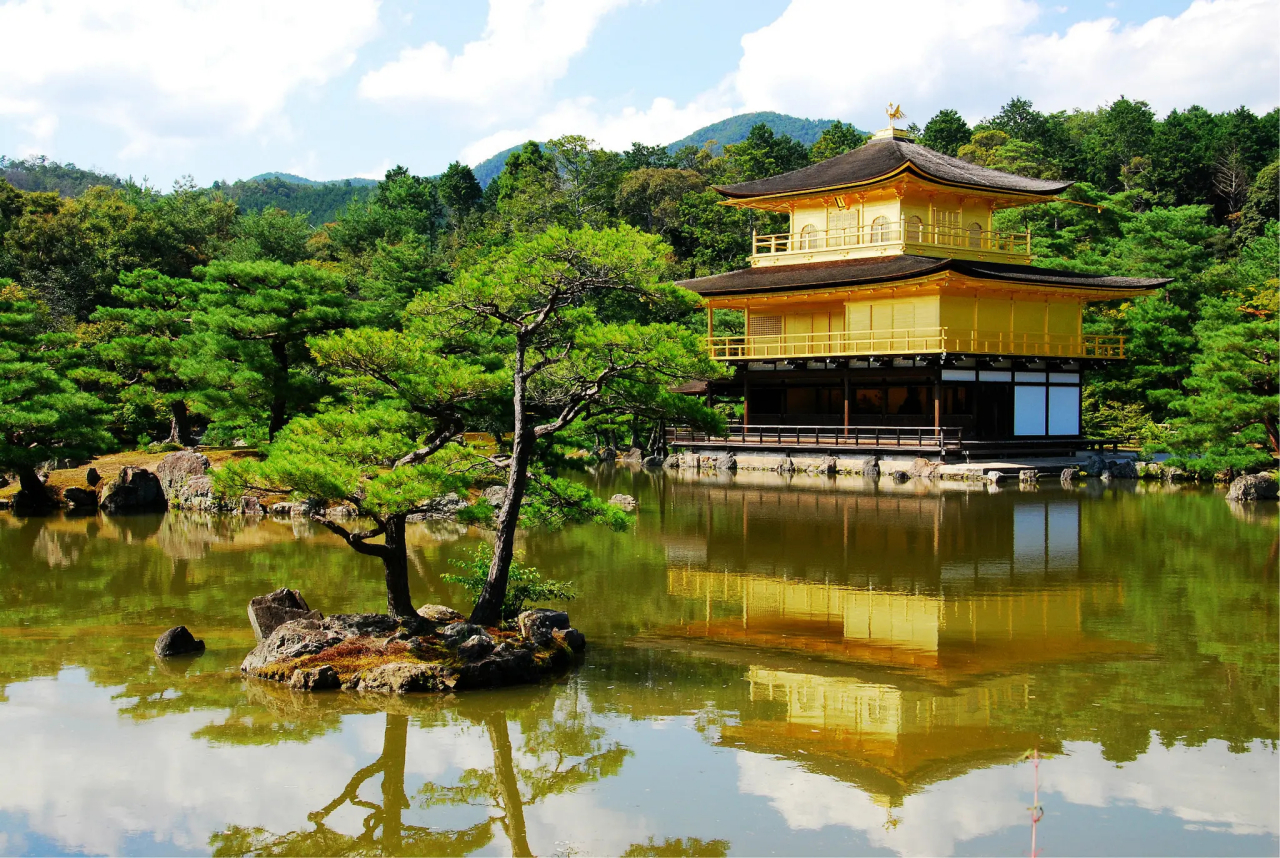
[621, 447, 644, 463]
[155, 626, 205, 657]
[290, 665, 340, 691]
[863, 461, 881, 480]
[1082, 454, 1108, 476]
[407, 492, 469, 521]
[440, 621, 489, 645]
[608, 493, 638, 510]
[268, 502, 295, 516]
[909, 458, 939, 479]
[1060, 468, 1079, 483]
[642, 454, 665, 469]
[324, 502, 359, 518]
[358, 662, 458, 693]
[663, 454, 680, 469]
[458, 634, 496, 661]
[1226, 473, 1279, 502]
[713, 453, 738, 472]
[553, 627, 587, 652]
[986, 470, 1005, 485]
[155, 451, 210, 506]
[481, 485, 508, 508]
[1107, 459, 1140, 479]
[240, 495, 263, 515]
[248, 588, 321, 642]
[890, 470, 911, 483]
[241, 613, 399, 675]
[1019, 469, 1038, 485]
[417, 604, 464, 625]
[516, 608, 570, 645]
[63, 486, 98, 511]
[100, 467, 167, 513]
[85, 467, 101, 486]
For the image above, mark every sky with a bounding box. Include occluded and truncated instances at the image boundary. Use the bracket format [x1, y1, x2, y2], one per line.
[0, 0, 1276, 187]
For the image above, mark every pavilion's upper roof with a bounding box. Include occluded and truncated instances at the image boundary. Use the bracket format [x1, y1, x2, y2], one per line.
[714, 137, 1072, 200]
[679, 255, 1169, 297]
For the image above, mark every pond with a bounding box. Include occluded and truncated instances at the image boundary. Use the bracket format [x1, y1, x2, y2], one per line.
[0, 470, 1276, 857]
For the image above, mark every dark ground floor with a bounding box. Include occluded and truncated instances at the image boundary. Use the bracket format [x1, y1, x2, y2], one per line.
[686, 357, 1114, 458]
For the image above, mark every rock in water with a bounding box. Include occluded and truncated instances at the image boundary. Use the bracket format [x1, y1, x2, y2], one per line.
[63, 486, 98, 511]
[890, 470, 911, 483]
[517, 609, 571, 645]
[248, 588, 322, 641]
[1060, 468, 1079, 483]
[85, 467, 101, 487]
[155, 451, 210, 506]
[440, 622, 488, 645]
[1226, 473, 1279, 502]
[643, 455, 665, 469]
[608, 493, 638, 510]
[155, 626, 205, 657]
[553, 627, 587, 652]
[99, 467, 167, 513]
[359, 662, 458, 693]
[1019, 469, 1038, 485]
[1107, 459, 1140, 479]
[290, 665, 340, 691]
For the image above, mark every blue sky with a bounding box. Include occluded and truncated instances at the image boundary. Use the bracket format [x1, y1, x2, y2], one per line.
[0, 0, 1275, 187]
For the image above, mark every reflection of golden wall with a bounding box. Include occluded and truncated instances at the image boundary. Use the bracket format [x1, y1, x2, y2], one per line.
[669, 569, 1118, 660]
[748, 668, 1029, 737]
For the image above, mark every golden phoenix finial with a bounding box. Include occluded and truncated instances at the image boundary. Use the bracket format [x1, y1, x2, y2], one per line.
[886, 103, 906, 127]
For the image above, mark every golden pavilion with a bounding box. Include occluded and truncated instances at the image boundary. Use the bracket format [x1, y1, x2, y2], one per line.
[676, 114, 1170, 456]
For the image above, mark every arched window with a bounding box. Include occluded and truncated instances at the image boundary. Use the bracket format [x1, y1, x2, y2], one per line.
[968, 222, 984, 249]
[905, 215, 923, 243]
[799, 223, 819, 250]
[870, 215, 890, 244]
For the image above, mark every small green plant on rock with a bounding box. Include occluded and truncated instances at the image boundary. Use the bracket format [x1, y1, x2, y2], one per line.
[443, 543, 575, 623]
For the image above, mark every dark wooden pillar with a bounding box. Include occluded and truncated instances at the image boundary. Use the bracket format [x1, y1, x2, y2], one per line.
[843, 371, 850, 436]
[742, 373, 750, 428]
[933, 371, 942, 431]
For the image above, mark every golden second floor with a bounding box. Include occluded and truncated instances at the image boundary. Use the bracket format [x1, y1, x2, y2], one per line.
[750, 184, 1033, 267]
[704, 276, 1127, 361]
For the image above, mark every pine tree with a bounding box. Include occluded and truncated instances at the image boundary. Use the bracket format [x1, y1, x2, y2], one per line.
[0, 280, 111, 509]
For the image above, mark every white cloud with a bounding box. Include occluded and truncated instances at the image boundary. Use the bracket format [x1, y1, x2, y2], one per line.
[458, 94, 734, 166]
[729, 0, 1278, 126]
[358, 0, 628, 118]
[0, 0, 381, 157]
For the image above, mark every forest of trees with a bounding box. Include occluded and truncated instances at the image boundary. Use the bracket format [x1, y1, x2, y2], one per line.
[1, 95, 1276, 492]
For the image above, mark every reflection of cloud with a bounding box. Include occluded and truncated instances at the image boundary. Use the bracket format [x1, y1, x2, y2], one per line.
[1044, 739, 1280, 837]
[737, 738, 1280, 856]
[0, 671, 359, 854]
[737, 752, 1022, 856]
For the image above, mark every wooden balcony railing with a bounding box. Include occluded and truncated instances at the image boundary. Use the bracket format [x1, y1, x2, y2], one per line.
[667, 423, 964, 451]
[752, 220, 1032, 262]
[708, 327, 1125, 360]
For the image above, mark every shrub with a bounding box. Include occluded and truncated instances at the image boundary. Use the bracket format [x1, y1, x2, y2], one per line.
[442, 543, 575, 622]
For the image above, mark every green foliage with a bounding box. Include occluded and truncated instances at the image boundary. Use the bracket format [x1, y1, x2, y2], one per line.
[0, 280, 112, 479]
[721, 123, 809, 182]
[0, 155, 125, 196]
[920, 108, 972, 156]
[442, 543, 575, 621]
[664, 110, 838, 154]
[222, 206, 314, 264]
[808, 120, 867, 162]
[217, 176, 374, 226]
[438, 161, 484, 221]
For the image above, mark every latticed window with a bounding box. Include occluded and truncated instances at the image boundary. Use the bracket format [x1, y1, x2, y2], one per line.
[968, 222, 983, 248]
[870, 215, 890, 243]
[749, 314, 782, 337]
[905, 215, 923, 242]
[798, 223, 819, 250]
[937, 210, 960, 245]
[828, 208, 859, 246]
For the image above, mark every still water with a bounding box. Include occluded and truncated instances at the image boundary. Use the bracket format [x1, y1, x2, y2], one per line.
[0, 470, 1275, 857]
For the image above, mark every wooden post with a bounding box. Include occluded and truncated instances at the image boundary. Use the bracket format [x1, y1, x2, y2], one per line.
[934, 373, 942, 431]
[843, 371, 850, 436]
[742, 374, 750, 428]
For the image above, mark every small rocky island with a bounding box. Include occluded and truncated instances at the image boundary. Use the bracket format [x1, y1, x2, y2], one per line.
[238, 589, 585, 694]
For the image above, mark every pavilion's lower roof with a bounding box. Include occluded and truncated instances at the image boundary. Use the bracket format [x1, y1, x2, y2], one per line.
[678, 255, 1170, 297]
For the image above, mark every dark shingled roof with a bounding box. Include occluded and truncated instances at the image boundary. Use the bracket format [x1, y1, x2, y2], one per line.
[715, 138, 1073, 199]
[679, 256, 1170, 297]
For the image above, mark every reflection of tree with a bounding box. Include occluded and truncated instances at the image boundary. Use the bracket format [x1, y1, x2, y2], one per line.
[622, 836, 730, 857]
[212, 713, 493, 857]
[211, 687, 630, 857]
[419, 692, 631, 857]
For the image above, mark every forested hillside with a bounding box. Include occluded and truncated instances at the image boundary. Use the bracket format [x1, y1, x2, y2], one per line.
[1, 156, 126, 196]
[0, 97, 1275, 484]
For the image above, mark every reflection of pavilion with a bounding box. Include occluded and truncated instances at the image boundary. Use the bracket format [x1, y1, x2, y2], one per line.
[729, 668, 1043, 809]
[668, 569, 1137, 675]
[654, 480, 1086, 587]
[658, 565, 1144, 810]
